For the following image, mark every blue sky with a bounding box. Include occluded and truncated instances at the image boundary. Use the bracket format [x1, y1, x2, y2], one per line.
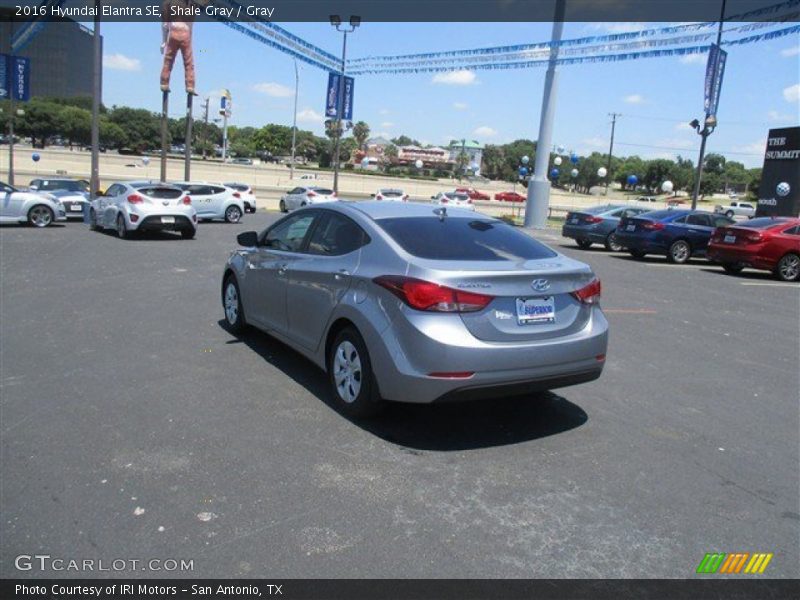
[98, 21, 800, 167]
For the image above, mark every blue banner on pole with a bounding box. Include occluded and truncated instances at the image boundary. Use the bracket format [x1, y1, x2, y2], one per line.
[325, 72, 340, 118]
[342, 76, 354, 121]
[10, 56, 31, 102]
[0, 54, 9, 100]
[704, 43, 726, 117]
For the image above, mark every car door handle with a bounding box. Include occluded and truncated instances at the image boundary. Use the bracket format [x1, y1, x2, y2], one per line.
[334, 269, 350, 280]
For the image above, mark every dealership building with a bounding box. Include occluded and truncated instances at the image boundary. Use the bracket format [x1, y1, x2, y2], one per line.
[1, 14, 97, 99]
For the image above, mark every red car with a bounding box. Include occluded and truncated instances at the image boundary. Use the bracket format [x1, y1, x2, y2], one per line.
[494, 191, 526, 203]
[455, 187, 490, 201]
[708, 216, 800, 281]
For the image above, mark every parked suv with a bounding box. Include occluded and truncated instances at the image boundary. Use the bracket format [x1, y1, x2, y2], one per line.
[172, 182, 245, 223]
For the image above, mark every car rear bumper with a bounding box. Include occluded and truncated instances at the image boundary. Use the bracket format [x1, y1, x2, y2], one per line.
[562, 224, 609, 243]
[707, 245, 775, 270]
[132, 214, 196, 232]
[369, 307, 609, 404]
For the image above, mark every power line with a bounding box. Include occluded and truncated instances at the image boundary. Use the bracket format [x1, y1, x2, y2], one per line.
[615, 141, 762, 156]
[620, 113, 771, 128]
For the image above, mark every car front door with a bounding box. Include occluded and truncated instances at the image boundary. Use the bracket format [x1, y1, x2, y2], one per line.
[187, 185, 215, 218]
[100, 184, 124, 227]
[1, 183, 21, 218]
[285, 212, 368, 351]
[685, 213, 715, 252]
[241, 212, 318, 334]
[207, 185, 229, 218]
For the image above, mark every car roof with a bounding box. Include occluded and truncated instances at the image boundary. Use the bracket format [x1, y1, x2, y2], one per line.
[343, 200, 483, 220]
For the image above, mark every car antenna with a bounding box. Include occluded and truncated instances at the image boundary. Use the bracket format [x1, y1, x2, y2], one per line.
[434, 207, 447, 221]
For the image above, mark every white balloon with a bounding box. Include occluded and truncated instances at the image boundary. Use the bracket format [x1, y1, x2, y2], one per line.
[661, 180, 674, 193]
[571, 168, 579, 178]
[521, 155, 530, 165]
[554, 156, 562, 166]
[415, 159, 423, 169]
[597, 167, 607, 178]
[141, 157, 150, 166]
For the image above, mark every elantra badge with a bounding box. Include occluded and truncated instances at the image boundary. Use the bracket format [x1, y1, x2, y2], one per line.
[531, 279, 550, 292]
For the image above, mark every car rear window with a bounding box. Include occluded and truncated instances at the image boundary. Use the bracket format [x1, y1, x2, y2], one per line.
[736, 217, 789, 229]
[376, 217, 558, 261]
[637, 210, 677, 220]
[225, 183, 248, 191]
[312, 188, 334, 195]
[381, 190, 403, 197]
[139, 187, 183, 199]
[584, 205, 618, 215]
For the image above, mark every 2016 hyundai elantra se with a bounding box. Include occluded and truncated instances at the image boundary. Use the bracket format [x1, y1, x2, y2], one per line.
[221, 202, 608, 417]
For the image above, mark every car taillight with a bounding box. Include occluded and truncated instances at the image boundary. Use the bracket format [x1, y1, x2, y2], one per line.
[376, 194, 383, 200]
[307, 191, 317, 197]
[403, 195, 408, 201]
[232, 192, 241, 198]
[441, 198, 448, 204]
[332, 191, 337, 197]
[127, 194, 143, 204]
[571, 278, 601, 304]
[642, 221, 665, 231]
[745, 231, 763, 243]
[586, 216, 603, 224]
[182, 196, 191, 205]
[373, 276, 493, 313]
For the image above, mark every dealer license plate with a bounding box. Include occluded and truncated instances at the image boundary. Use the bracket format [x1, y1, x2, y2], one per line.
[161, 216, 175, 224]
[724, 235, 736, 244]
[626, 224, 636, 232]
[570, 217, 579, 224]
[516, 296, 555, 325]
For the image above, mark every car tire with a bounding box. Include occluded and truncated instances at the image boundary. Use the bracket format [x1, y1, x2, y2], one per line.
[605, 232, 623, 252]
[181, 228, 196, 240]
[725, 210, 734, 218]
[279, 199, 287, 213]
[222, 275, 247, 333]
[629, 249, 646, 260]
[116, 214, 129, 239]
[225, 205, 242, 223]
[722, 263, 743, 275]
[89, 208, 101, 231]
[775, 253, 800, 282]
[576, 239, 592, 249]
[28, 205, 54, 228]
[327, 326, 383, 419]
[667, 239, 691, 264]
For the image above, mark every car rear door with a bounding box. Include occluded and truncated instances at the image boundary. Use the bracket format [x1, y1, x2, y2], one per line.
[208, 185, 229, 217]
[242, 212, 318, 333]
[284, 212, 367, 351]
[685, 213, 715, 251]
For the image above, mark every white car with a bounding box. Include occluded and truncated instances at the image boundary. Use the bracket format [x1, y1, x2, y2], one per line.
[714, 200, 756, 218]
[279, 186, 337, 212]
[431, 191, 475, 211]
[172, 182, 245, 223]
[373, 188, 408, 202]
[28, 178, 90, 219]
[0, 181, 67, 227]
[224, 182, 257, 213]
[89, 181, 197, 239]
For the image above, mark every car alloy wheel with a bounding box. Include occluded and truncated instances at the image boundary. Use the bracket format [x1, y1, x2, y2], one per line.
[28, 205, 53, 227]
[116, 214, 128, 239]
[668, 240, 690, 264]
[225, 205, 242, 223]
[576, 239, 592, 250]
[279, 199, 287, 213]
[605, 232, 622, 252]
[777, 253, 800, 282]
[89, 209, 100, 231]
[726, 210, 734, 218]
[333, 341, 362, 404]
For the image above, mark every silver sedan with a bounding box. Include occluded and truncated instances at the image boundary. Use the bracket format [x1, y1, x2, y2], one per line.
[221, 202, 608, 417]
[0, 181, 67, 227]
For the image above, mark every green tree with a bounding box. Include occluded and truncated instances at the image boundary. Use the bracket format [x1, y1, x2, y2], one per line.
[56, 105, 92, 148]
[16, 99, 64, 147]
[99, 119, 126, 149]
[391, 135, 417, 147]
[352, 121, 370, 150]
[644, 159, 677, 193]
[253, 124, 293, 156]
[107, 106, 160, 151]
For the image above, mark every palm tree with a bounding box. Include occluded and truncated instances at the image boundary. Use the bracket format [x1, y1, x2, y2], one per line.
[353, 121, 370, 150]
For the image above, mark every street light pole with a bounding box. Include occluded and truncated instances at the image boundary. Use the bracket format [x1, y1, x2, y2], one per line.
[330, 15, 359, 194]
[605, 112, 620, 195]
[290, 59, 298, 180]
[90, 2, 102, 200]
[691, 0, 726, 210]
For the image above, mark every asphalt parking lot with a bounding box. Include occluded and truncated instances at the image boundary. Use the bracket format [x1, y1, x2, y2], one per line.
[1, 213, 798, 579]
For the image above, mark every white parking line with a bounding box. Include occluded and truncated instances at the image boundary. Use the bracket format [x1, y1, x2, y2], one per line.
[739, 282, 800, 288]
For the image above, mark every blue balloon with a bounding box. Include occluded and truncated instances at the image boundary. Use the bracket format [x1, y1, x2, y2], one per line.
[550, 168, 560, 179]
[518, 166, 528, 177]
[31, 153, 40, 162]
[627, 174, 638, 185]
[570, 154, 579, 164]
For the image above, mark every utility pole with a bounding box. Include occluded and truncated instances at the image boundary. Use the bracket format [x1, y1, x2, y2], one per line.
[201, 96, 209, 159]
[290, 59, 298, 180]
[605, 112, 620, 195]
[524, 0, 566, 229]
[691, 0, 727, 209]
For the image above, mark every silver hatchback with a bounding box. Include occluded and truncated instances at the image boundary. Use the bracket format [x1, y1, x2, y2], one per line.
[221, 202, 608, 417]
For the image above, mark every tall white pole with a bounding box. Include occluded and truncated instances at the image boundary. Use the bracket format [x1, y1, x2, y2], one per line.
[290, 59, 298, 180]
[524, 0, 566, 229]
[222, 112, 228, 162]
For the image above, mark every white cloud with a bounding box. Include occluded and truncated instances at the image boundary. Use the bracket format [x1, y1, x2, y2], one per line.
[453, 102, 468, 110]
[375, 132, 392, 139]
[473, 126, 497, 138]
[378, 108, 390, 115]
[732, 140, 766, 155]
[588, 22, 646, 34]
[297, 108, 324, 123]
[623, 94, 644, 104]
[582, 136, 606, 147]
[780, 45, 800, 57]
[252, 82, 294, 98]
[103, 53, 141, 71]
[380, 121, 394, 129]
[432, 70, 477, 85]
[783, 83, 800, 103]
[679, 53, 706, 65]
[675, 122, 694, 131]
[768, 110, 795, 122]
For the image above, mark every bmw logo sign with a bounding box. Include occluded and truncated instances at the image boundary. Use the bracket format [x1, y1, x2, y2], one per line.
[531, 279, 550, 292]
[776, 182, 791, 197]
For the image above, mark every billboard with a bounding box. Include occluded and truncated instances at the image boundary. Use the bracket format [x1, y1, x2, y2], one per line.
[755, 126, 800, 217]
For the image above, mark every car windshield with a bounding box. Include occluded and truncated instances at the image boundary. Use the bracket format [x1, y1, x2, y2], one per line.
[376, 217, 558, 261]
[311, 188, 334, 195]
[735, 217, 789, 229]
[380, 190, 404, 197]
[40, 180, 88, 192]
[444, 193, 469, 201]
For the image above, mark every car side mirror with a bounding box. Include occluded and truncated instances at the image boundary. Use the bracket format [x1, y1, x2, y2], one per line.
[237, 231, 258, 247]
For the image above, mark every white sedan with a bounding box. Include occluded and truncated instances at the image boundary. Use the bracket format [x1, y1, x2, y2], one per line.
[89, 181, 197, 239]
[0, 181, 67, 227]
[431, 191, 475, 211]
[373, 188, 409, 202]
[279, 186, 337, 212]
